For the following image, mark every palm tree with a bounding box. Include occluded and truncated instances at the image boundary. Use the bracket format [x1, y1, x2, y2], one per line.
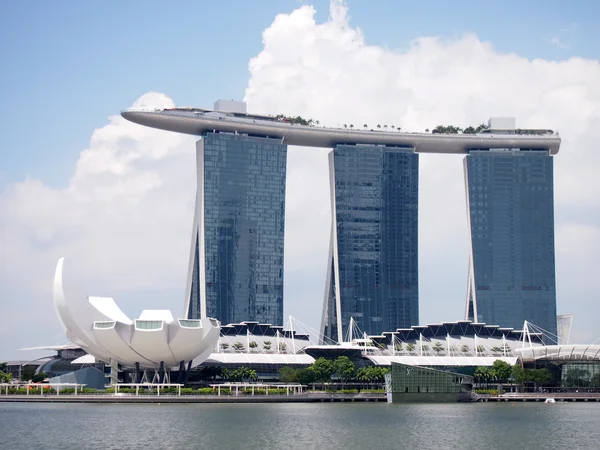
[343, 124, 347, 129]
[349, 124, 354, 129]
[263, 341, 272, 351]
[377, 124, 381, 129]
[363, 124, 368, 130]
[391, 125, 395, 130]
[432, 342, 444, 354]
[383, 125, 388, 130]
[232, 342, 245, 352]
[220, 343, 229, 351]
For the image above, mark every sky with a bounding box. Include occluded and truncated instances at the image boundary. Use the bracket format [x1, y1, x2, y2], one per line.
[1, 0, 599, 360]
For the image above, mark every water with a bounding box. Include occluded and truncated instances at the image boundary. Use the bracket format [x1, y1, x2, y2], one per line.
[1, 402, 599, 449]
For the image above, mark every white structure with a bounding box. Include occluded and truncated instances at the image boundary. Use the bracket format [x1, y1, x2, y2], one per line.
[53, 258, 220, 370]
[488, 117, 516, 130]
[557, 314, 573, 345]
[121, 106, 560, 155]
[214, 99, 247, 114]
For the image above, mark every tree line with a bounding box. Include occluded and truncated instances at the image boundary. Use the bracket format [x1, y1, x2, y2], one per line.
[279, 356, 388, 385]
[474, 360, 552, 388]
[431, 124, 489, 134]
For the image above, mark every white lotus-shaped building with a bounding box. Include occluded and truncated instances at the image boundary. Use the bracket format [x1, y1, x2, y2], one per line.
[53, 258, 220, 370]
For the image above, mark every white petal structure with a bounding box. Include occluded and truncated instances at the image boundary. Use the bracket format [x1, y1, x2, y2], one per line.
[53, 258, 220, 369]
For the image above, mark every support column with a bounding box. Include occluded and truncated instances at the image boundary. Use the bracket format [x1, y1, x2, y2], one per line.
[159, 361, 165, 384]
[184, 360, 193, 385]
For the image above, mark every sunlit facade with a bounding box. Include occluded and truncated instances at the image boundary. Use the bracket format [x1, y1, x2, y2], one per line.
[465, 145, 557, 337]
[321, 144, 419, 342]
[185, 132, 287, 326]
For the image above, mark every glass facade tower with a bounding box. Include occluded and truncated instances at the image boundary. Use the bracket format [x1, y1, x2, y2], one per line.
[321, 144, 419, 342]
[185, 132, 287, 326]
[465, 149, 557, 337]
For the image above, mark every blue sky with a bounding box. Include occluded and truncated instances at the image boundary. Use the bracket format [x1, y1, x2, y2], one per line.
[1, 0, 600, 359]
[1, 0, 597, 187]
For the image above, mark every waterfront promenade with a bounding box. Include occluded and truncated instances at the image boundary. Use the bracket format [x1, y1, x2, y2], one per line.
[0, 392, 387, 404]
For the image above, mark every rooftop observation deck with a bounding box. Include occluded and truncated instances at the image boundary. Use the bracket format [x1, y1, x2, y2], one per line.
[121, 108, 561, 155]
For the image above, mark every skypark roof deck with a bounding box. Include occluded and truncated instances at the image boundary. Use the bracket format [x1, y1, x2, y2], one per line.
[121, 107, 561, 155]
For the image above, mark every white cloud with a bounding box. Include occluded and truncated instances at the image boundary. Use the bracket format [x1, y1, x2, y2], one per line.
[2, 1, 600, 358]
[245, 1, 600, 334]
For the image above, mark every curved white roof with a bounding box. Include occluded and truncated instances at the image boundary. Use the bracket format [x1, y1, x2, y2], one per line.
[204, 353, 315, 365]
[516, 345, 600, 361]
[366, 355, 518, 367]
[53, 258, 221, 369]
[121, 109, 561, 155]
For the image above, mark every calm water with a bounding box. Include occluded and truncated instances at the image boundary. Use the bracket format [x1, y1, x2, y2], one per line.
[1, 402, 600, 449]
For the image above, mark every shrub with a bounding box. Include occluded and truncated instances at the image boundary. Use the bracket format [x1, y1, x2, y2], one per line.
[474, 389, 498, 396]
[196, 388, 215, 395]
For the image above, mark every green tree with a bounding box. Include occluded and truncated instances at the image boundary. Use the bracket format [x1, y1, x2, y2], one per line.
[528, 368, 552, 386]
[460, 345, 470, 354]
[334, 356, 356, 383]
[278, 342, 287, 352]
[232, 342, 245, 352]
[249, 341, 258, 350]
[263, 341, 272, 351]
[432, 125, 462, 134]
[406, 343, 416, 354]
[492, 360, 512, 383]
[432, 342, 444, 354]
[220, 368, 230, 381]
[363, 124, 368, 129]
[220, 343, 229, 351]
[279, 366, 297, 383]
[0, 371, 11, 383]
[311, 358, 334, 382]
[32, 372, 48, 383]
[230, 367, 257, 382]
[21, 366, 36, 381]
[474, 366, 493, 384]
[0, 362, 7, 373]
[295, 368, 316, 385]
[475, 123, 489, 133]
[394, 343, 403, 352]
[476, 345, 486, 354]
[512, 364, 525, 390]
[356, 366, 389, 385]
